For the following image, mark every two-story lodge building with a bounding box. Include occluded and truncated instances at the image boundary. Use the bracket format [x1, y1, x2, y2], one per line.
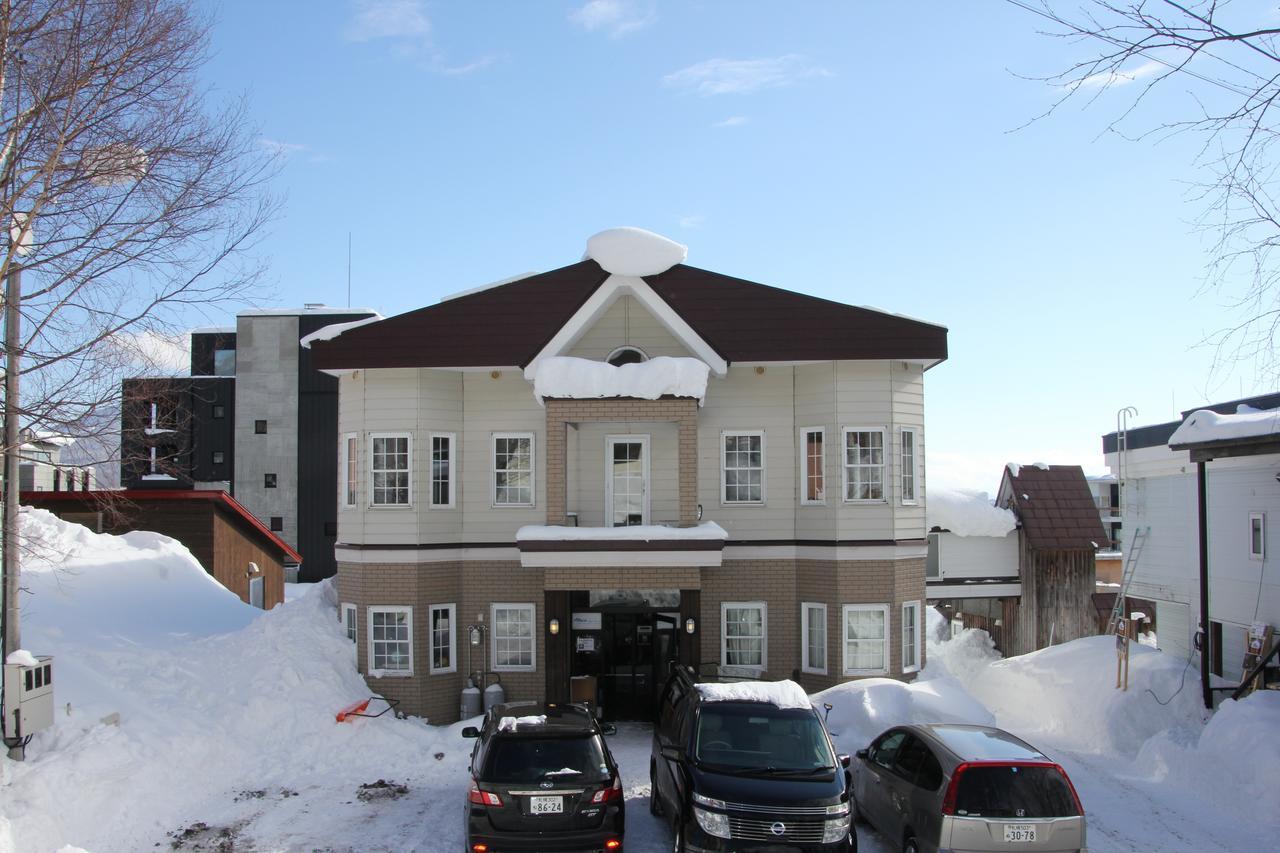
[309, 228, 949, 724]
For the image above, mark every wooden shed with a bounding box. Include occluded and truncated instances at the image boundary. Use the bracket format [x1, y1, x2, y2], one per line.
[22, 489, 299, 610]
[996, 464, 1108, 656]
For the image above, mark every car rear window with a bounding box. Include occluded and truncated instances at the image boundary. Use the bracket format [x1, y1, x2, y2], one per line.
[955, 765, 1079, 818]
[483, 735, 610, 784]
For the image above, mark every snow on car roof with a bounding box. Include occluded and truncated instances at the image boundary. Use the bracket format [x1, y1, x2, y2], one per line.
[695, 679, 813, 710]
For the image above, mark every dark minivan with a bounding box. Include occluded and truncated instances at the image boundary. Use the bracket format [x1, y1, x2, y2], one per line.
[650, 667, 856, 852]
[463, 702, 625, 853]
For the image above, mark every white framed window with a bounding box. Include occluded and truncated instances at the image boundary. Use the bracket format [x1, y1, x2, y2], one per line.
[843, 603, 889, 675]
[902, 601, 921, 673]
[801, 602, 827, 675]
[248, 576, 264, 609]
[368, 606, 413, 675]
[900, 428, 918, 505]
[722, 430, 765, 504]
[1250, 512, 1265, 560]
[492, 603, 536, 671]
[843, 428, 886, 502]
[430, 433, 456, 508]
[369, 433, 412, 507]
[800, 427, 825, 505]
[430, 603, 457, 674]
[340, 433, 357, 508]
[493, 433, 535, 507]
[721, 601, 767, 671]
[341, 603, 357, 643]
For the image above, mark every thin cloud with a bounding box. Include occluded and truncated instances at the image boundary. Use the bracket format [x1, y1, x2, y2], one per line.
[714, 115, 749, 128]
[1078, 59, 1164, 88]
[678, 215, 704, 229]
[112, 329, 191, 375]
[569, 0, 655, 38]
[663, 55, 831, 96]
[436, 55, 496, 76]
[259, 138, 306, 156]
[344, 0, 431, 42]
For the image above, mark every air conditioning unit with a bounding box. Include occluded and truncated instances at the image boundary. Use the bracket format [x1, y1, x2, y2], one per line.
[3, 656, 54, 739]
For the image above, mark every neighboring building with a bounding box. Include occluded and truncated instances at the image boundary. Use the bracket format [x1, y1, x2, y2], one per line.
[1102, 392, 1280, 683]
[1087, 473, 1123, 550]
[121, 306, 378, 582]
[309, 228, 949, 724]
[18, 430, 95, 493]
[23, 489, 300, 609]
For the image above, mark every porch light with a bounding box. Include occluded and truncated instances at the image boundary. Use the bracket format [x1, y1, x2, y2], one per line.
[685, 617, 696, 635]
[549, 618, 560, 636]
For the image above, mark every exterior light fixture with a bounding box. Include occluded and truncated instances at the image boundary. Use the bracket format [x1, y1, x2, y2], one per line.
[685, 618, 696, 635]
[549, 618, 560, 636]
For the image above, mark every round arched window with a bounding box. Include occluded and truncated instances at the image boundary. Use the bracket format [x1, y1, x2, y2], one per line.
[606, 346, 647, 367]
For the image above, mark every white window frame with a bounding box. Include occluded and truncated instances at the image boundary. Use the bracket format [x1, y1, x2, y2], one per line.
[492, 432, 536, 508]
[491, 602, 536, 672]
[843, 603, 890, 676]
[842, 427, 887, 503]
[721, 430, 766, 505]
[900, 427, 918, 506]
[341, 603, 357, 643]
[801, 602, 828, 675]
[367, 605, 413, 675]
[430, 603, 457, 674]
[902, 600, 922, 674]
[429, 432, 457, 509]
[720, 601, 768, 672]
[340, 432, 357, 508]
[369, 432, 413, 508]
[1250, 512, 1266, 560]
[605, 434, 651, 526]
[799, 427, 826, 506]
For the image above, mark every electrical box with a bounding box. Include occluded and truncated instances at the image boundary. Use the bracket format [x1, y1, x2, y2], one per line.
[3, 656, 54, 739]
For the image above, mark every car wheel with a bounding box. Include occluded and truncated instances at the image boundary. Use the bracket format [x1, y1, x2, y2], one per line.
[672, 817, 686, 853]
[649, 780, 662, 817]
[903, 836, 919, 853]
[850, 792, 864, 825]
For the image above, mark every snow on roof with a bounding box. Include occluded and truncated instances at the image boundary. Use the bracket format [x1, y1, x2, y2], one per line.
[1169, 403, 1280, 447]
[238, 306, 379, 317]
[189, 326, 235, 334]
[440, 271, 540, 302]
[585, 227, 687, 276]
[926, 488, 1017, 537]
[497, 714, 547, 732]
[300, 314, 385, 349]
[531, 355, 710, 405]
[6, 649, 38, 666]
[695, 679, 812, 710]
[517, 521, 727, 542]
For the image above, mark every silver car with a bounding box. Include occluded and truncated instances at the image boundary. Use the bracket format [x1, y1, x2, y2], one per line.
[851, 724, 1087, 853]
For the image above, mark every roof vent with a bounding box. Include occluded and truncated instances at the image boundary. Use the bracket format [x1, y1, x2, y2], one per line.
[304, 302, 326, 310]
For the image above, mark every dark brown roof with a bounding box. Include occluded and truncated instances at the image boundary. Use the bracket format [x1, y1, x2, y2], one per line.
[311, 260, 948, 370]
[999, 465, 1107, 551]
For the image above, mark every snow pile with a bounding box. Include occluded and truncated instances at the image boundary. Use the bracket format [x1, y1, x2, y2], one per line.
[585, 227, 687, 276]
[5, 649, 39, 667]
[695, 679, 812, 710]
[531, 355, 710, 405]
[517, 521, 727, 541]
[1169, 404, 1280, 446]
[925, 488, 1016, 537]
[816, 676, 996, 745]
[497, 715, 547, 732]
[299, 313, 384, 349]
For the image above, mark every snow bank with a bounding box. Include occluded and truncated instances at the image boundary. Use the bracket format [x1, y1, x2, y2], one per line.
[585, 227, 687, 276]
[696, 679, 811, 710]
[925, 488, 1016, 537]
[516, 521, 727, 541]
[299, 313, 384, 349]
[531, 355, 710, 405]
[1169, 404, 1280, 446]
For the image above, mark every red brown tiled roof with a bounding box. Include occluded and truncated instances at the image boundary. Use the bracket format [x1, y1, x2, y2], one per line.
[999, 464, 1107, 551]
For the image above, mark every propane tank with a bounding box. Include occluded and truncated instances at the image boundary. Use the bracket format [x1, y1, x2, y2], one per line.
[460, 678, 482, 720]
[483, 680, 506, 712]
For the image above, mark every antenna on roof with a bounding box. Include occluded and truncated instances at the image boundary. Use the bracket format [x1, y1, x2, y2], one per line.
[347, 232, 352, 308]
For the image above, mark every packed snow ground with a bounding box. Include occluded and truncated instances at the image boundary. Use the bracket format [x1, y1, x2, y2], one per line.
[2, 510, 1277, 851]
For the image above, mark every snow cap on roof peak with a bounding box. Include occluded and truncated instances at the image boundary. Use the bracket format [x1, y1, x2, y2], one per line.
[585, 227, 688, 276]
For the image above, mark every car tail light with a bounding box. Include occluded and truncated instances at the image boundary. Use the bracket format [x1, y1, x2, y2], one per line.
[592, 775, 623, 804]
[605, 840, 622, 850]
[468, 780, 503, 807]
[940, 762, 972, 816]
[1052, 762, 1085, 816]
[470, 846, 488, 853]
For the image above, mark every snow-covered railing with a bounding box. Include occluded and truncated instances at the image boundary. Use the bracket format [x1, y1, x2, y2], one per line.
[530, 355, 710, 406]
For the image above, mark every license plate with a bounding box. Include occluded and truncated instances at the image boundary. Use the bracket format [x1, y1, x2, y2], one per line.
[529, 796, 563, 815]
[1004, 824, 1037, 842]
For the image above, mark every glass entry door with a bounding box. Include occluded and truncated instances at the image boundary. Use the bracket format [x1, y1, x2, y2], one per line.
[606, 435, 649, 527]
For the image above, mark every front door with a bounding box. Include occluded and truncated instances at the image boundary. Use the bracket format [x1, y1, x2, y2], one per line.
[605, 435, 649, 527]
[597, 612, 679, 721]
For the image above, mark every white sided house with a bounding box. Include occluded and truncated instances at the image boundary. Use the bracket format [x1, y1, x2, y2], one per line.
[309, 228, 949, 724]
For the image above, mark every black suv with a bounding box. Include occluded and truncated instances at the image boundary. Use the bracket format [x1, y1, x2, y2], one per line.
[463, 701, 625, 853]
[650, 667, 856, 852]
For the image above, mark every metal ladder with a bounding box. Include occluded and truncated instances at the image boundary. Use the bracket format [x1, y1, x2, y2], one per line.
[1106, 526, 1149, 636]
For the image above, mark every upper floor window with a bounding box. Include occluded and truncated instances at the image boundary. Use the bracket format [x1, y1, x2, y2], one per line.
[493, 433, 534, 507]
[370, 433, 411, 506]
[722, 431, 764, 504]
[800, 427, 825, 505]
[340, 433, 357, 508]
[843, 428, 885, 502]
[1251, 512, 1265, 560]
[213, 348, 236, 376]
[900, 428, 918, 505]
[430, 433, 456, 508]
[606, 346, 647, 367]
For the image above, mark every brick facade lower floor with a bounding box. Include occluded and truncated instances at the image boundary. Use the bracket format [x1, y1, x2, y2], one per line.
[335, 555, 927, 724]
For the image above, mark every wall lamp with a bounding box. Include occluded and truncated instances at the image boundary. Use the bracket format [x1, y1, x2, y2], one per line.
[685, 617, 696, 635]
[549, 618, 561, 636]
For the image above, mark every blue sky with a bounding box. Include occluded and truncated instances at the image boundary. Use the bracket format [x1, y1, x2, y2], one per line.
[194, 1, 1272, 494]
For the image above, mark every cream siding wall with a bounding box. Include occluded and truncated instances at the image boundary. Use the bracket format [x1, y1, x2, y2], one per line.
[892, 361, 927, 541]
[834, 361, 896, 540]
[565, 295, 693, 360]
[461, 370, 546, 541]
